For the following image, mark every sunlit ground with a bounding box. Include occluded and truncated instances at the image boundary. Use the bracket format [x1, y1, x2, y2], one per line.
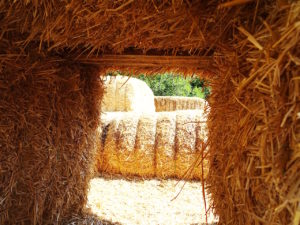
[87, 177, 218, 225]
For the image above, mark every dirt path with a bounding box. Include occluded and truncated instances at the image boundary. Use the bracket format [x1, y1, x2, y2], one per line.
[87, 177, 217, 225]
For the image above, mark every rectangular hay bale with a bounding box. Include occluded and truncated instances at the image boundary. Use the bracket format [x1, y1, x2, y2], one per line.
[117, 113, 140, 175]
[101, 76, 117, 112]
[134, 114, 157, 177]
[102, 118, 122, 174]
[193, 114, 209, 180]
[154, 96, 206, 112]
[115, 76, 127, 111]
[155, 112, 176, 178]
[174, 111, 197, 179]
[0, 59, 103, 224]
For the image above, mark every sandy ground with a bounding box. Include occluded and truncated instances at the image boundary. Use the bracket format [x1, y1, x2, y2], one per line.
[87, 177, 218, 225]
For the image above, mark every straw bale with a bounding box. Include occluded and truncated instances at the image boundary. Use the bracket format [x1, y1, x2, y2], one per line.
[117, 113, 140, 175]
[101, 112, 125, 124]
[102, 76, 155, 112]
[94, 126, 105, 175]
[101, 112, 141, 175]
[124, 77, 155, 113]
[206, 2, 300, 225]
[0, 54, 103, 224]
[86, 56, 215, 76]
[2, 0, 299, 224]
[99, 112, 157, 177]
[94, 112, 123, 174]
[193, 113, 209, 180]
[155, 96, 206, 112]
[98, 111, 207, 179]
[0, 1, 223, 56]
[101, 76, 117, 112]
[155, 112, 177, 178]
[101, 117, 122, 174]
[134, 114, 157, 177]
[114, 76, 126, 111]
[175, 110, 205, 179]
[174, 111, 196, 179]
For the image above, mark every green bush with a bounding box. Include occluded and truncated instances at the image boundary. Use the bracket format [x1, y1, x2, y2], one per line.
[138, 74, 210, 99]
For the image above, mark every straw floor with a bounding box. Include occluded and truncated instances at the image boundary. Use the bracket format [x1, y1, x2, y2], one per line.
[87, 177, 218, 225]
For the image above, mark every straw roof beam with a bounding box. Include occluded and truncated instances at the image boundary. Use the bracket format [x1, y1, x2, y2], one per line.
[78, 55, 216, 74]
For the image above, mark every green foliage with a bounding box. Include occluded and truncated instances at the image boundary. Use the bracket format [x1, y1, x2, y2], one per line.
[138, 74, 210, 99]
[190, 87, 205, 99]
[105, 72, 211, 99]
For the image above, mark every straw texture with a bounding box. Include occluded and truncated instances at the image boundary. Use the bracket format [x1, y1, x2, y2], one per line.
[155, 96, 206, 112]
[155, 112, 177, 178]
[206, 2, 300, 225]
[94, 112, 124, 175]
[0, 1, 222, 55]
[97, 111, 207, 179]
[102, 77, 117, 112]
[102, 76, 155, 112]
[102, 117, 122, 174]
[1, 0, 299, 224]
[0, 54, 103, 224]
[117, 114, 140, 175]
[135, 114, 157, 177]
[175, 111, 197, 179]
[194, 113, 209, 180]
[98, 112, 157, 177]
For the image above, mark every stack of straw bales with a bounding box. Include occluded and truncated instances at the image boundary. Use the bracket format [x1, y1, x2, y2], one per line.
[206, 2, 300, 225]
[97, 110, 207, 180]
[155, 96, 206, 112]
[102, 76, 155, 112]
[1, 0, 299, 224]
[0, 55, 103, 224]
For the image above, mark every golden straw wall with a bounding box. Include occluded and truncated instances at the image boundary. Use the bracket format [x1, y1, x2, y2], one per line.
[206, 3, 300, 225]
[1, 1, 299, 224]
[0, 54, 103, 224]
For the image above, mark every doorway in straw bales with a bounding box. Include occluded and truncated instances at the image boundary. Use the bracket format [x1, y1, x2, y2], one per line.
[85, 58, 217, 225]
[1, 1, 299, 225]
